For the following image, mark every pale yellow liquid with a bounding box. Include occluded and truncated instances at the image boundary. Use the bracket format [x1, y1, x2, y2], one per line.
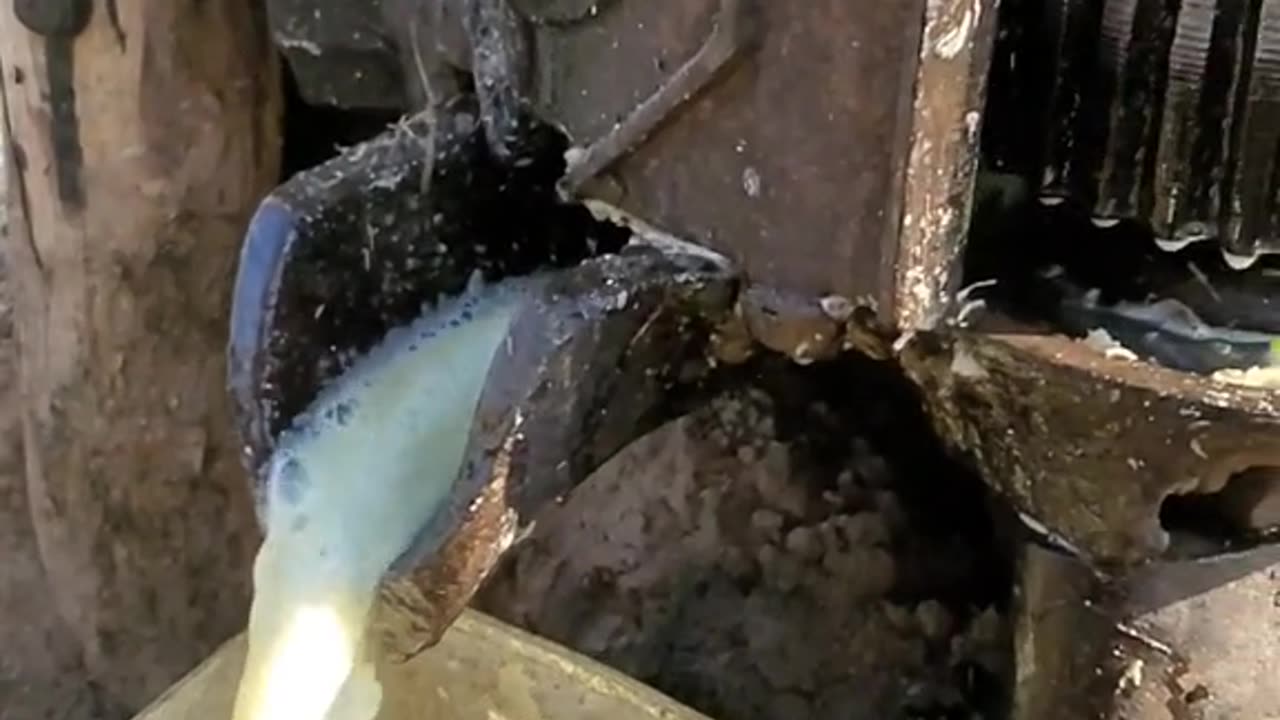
[230, 276, 538, 720]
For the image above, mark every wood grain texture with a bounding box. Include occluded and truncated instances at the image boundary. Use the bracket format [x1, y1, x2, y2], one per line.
[0, 218, 106, 719]
[0, 0, 282, 711]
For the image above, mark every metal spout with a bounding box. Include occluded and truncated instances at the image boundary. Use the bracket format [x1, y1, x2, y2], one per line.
[227, 97, 740, 660]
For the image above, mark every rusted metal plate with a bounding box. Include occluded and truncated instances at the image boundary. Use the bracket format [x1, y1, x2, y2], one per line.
[902, 323, 1280, 566]
[266, 0, 408, 108]
[529, 0, 928, 308]
[265, 0, 999, 329]
[531, 0, 1001, 328]
[895, 0, 1000, 330]
[1013, 542, 1280, 720]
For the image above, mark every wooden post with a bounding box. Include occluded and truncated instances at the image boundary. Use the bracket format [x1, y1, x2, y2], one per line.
[0, 0, 281, 711]
[0, 246, 107, 717]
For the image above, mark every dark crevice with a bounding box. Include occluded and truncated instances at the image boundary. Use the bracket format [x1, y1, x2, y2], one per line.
[479, 351, 1014, 720]
[1160, 466, 1280, 556]
[723, 354, 1013, 717]
[279, 62, 404, 181]
[962, 176, 1280, 374]
[762, 354, 1013, 611]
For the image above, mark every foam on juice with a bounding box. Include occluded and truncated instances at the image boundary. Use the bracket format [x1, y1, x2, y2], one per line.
[231, 274, 542, 720]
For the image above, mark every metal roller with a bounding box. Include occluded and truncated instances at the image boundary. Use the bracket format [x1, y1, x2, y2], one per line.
[991, 0, 1280, 268]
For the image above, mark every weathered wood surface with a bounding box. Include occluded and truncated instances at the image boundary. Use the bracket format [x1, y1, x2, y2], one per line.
[0, 242, 104, 719]
[0, 0, 282, 712]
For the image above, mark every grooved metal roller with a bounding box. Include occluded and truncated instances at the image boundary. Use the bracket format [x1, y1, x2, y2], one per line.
[993, 0, 1280, 268]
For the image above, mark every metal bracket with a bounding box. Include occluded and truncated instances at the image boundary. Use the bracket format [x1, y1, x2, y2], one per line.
[557, 0, 759, 196]
[465, 0, 535, 162]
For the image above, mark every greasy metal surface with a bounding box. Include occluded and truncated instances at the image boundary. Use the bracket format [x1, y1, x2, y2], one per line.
[132, 609, 713, 720]
[902, 322, 1280, 566]
[464, 0, 535, 161]
[375, 249, 738, 657]
[988, 0, 1280, 260]
[1013, 542, 1280, 720]
[529, 0, 929, 305]
[266, 0, 407, 108]
[894, 0, 1000, 330]
[230, 100, 747, 657]
[228, 96, 623, 486]
[737, 284, 844, 365]
[268, 0, 996, 327]
[555, 0, 758, 197]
